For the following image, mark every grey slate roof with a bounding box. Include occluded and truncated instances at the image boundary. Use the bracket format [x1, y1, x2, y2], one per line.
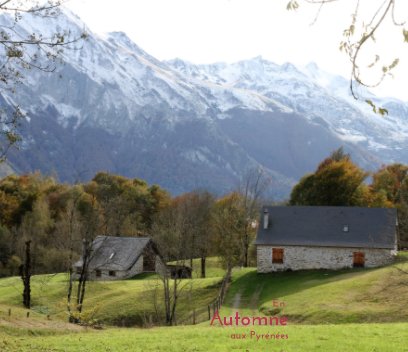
[75, 236, 152, 271]
[255, 206, 397, 249]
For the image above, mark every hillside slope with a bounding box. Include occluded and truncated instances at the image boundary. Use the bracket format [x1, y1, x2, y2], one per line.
[1, 255, 408, 328]
[1, 255, 408, 351]
[222, 252, 408, 324]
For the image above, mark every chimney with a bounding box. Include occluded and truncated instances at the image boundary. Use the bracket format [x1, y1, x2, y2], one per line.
[263, 208, 269, 229]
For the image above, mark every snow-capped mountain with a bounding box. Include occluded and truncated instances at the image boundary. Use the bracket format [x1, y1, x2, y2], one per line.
[166, 57, 408, 160]
[1, 8, 408, 198]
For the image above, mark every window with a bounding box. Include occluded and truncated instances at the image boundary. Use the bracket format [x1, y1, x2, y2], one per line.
[95, 270, 102, 277]
[353, 252, 365, 268]
[108, 270, 116, 277]
[272, 248, 284, 264]
[343, 225, 349, 232]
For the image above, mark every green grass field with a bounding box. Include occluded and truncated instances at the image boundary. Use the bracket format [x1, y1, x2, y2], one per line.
[1, 322, 408, 352]
[222, 253, 408, 323]
[0, 257, 225, 326]
[1, 254, 408, 351]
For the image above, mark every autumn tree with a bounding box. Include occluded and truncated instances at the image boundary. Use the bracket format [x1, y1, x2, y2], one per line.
[237, 167, 271, 267]
[0, 172, 168, 278]
[290, 148, 369, 206]
[85, 173, 169, 236]
[0, 173, 56, 275]
[0, 173, 49, 228]
[191, 191, 215, 278]
[14, 193, 53, 309]
[151, 189, 216, 278]
[48, 185, 89, 322]
[371, 163, 408, 246]
[18, 195, 53, 273]
[0, 177, 56, 275]
[0, 225, 15, 276]
[371, 164, 408, 203]
[151, 200, 191, 326]
[212, 192, 245, 271]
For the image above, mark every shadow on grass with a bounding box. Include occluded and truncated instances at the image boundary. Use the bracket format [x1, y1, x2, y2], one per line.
[126, 273, 159, 280]
[223, 266, 383, 313]
[221, 253, 408, 324]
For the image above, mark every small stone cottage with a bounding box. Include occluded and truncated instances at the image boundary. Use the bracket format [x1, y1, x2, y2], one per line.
[74, 236, 166, 280]
[255, 206, 398, 273]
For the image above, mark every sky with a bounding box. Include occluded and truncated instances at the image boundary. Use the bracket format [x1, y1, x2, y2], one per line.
[65, 0, 408, 101]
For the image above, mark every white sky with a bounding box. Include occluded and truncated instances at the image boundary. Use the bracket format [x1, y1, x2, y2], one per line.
[65, 0, 408, 101]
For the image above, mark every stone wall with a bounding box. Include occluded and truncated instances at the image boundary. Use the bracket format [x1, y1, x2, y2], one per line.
[77, 253, 167, 280]
[86, 268, 128, 281]
[84, 255, 144, 281]
[257, 245, 397, 273]
[126, 255, 144, 277]
[155, 255, 167, 276]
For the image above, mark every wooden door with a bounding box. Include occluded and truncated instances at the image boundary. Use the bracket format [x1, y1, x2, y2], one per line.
[353, 252, 365, 268]
[272, 248, 284, 264]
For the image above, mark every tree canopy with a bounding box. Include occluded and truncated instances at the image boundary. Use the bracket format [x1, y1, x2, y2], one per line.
[290, 148, 370, 206]
[0, 171, 170, 276]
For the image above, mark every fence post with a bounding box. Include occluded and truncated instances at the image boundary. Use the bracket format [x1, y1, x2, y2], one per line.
[207, 269, 232, 321]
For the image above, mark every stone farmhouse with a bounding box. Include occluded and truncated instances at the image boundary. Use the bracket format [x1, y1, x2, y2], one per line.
[74, 236, 166, 280]
[255, 206, 398, 273]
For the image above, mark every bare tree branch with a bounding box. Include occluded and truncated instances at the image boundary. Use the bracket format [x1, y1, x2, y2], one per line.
[0, 0, 86, 160]
[288, 0, 407, 115]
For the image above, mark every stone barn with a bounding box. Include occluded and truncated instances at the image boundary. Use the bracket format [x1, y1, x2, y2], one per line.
[255, 206, 398, 273]
[74, 236, 166, 280]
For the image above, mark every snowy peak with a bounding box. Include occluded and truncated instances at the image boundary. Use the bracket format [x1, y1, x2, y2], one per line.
[107, 31, 136, 46]
[3, 7, 408, 198]
[2, 6, 86, 40]
[167, 56, 408, 159]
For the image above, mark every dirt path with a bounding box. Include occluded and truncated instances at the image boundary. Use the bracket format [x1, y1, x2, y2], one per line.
[232, 291, 242, 310]
[249, 283, 264, 313]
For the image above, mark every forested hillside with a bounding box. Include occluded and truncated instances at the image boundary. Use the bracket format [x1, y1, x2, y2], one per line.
[1, 150, 408, 277]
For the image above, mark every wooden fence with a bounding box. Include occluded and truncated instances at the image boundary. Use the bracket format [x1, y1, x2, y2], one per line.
[207, 267, 232, 320]
[175, 267, 232, 325]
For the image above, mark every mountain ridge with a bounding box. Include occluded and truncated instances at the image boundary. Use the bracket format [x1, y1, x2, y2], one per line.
[1, 7, 407, 198]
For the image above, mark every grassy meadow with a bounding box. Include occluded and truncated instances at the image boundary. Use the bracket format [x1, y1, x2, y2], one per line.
[1, 254, 408, 351]
[1, 322, 408, 352]
[222, 253, 408, 323]
[0, 257, 225, 326]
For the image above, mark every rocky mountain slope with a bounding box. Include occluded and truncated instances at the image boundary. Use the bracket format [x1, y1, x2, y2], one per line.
[1, 8, 407, 198]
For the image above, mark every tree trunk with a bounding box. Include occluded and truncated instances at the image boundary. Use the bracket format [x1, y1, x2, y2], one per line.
[73, 239, 91, 322]
[20, 240, 31, 309]
[163, 277, 171, 325]
[170, 277, 178, 326]
[243, 227, 249, 267]
[243, 245, 248, 267]
[78, 270, 88, 313]
[67, 268, 76, 323]
[201, 256, 206, 278]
